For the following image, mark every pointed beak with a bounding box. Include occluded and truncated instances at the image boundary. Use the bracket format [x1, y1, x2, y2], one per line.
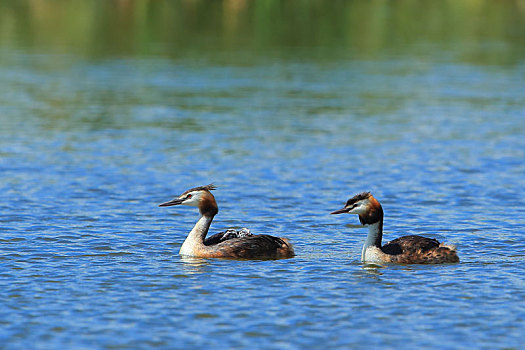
[159, 198, 184, 207]
[330, 207, 350, 215]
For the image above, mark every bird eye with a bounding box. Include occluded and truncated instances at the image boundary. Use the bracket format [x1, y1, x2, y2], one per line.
[186, 194, 192, 199]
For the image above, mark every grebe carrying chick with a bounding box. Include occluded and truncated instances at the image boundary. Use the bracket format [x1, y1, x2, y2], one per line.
[331, 192, 459, 264]
[159, 184, 294, 259]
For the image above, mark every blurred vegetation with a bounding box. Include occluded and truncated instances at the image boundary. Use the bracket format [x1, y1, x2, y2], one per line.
[0, 0, 524, 64]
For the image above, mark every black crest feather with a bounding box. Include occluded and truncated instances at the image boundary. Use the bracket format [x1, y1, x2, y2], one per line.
[182, 183, 216, 196]
[345, 192, 371, 207]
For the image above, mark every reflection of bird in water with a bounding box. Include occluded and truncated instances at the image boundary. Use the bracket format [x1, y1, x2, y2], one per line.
[331, 192, 459, 264]
[159, 184, 294, 259]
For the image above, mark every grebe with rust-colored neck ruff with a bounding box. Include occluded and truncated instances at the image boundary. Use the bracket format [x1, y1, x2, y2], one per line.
[331, 192, 459, 264]
[159, 184, 294, 259]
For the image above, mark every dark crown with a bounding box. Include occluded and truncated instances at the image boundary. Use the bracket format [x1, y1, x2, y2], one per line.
[181, 183, 216, 196]
[345, 192, 371, 207]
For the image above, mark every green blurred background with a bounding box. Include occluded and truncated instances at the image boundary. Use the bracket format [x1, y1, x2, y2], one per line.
[1, 0, 524, 65]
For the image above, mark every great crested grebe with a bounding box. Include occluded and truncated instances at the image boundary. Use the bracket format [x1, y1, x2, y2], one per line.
[331, 192, 459, 264]
[159, 184, 294, 259]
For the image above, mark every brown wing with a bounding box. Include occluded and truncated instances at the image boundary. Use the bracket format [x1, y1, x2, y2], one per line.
[204, 228, 253, 246]
[382, 235, 440, 255]
[211, 234, 294, 259]
[204, 232, 231, 246]
[382, 235, 459, 264]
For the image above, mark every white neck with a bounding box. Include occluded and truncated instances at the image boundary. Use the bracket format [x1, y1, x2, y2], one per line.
[361, 221, 383, 262]
[179, 215, 213, 256]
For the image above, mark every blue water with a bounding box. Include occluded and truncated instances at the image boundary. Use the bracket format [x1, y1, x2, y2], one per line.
[1, 45, 525, 349]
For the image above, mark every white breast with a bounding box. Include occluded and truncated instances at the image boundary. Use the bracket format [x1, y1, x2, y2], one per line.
[362, 245, 384, 264]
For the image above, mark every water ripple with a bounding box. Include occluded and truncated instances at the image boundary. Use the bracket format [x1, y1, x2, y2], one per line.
[1, 39, 525, 350]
